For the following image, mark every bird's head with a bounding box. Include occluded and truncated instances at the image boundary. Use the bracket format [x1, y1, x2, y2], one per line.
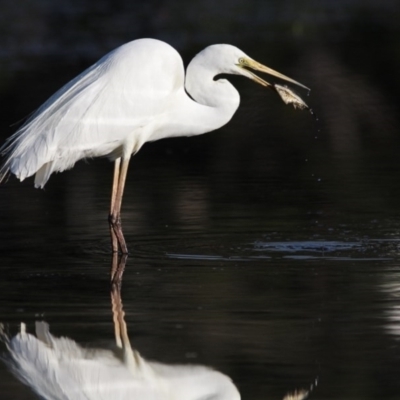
[187, 44, 310, 110]
[201, 44, 309, 91]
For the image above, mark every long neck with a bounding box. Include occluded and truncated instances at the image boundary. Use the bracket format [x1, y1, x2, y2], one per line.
[145, 58, 241, 144]
[183, 59, 240, 135]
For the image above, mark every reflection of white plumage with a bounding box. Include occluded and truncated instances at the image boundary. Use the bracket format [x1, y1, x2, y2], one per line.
[1, 256, 240, 400]
[0, 38, 308, 253]
[1, 255, 311, 400]
[1, 321, 240, 400]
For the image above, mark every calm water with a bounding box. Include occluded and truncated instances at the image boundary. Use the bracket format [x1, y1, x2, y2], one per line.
[1, 2, 400, 399]
[2, 148, 400, 399]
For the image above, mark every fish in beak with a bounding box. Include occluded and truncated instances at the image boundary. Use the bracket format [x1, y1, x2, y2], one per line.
[237, 57, 310, 110]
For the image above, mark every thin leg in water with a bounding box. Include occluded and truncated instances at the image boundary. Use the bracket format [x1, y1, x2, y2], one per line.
[109, 156, 131, 254]
[109, 158, 121, 253]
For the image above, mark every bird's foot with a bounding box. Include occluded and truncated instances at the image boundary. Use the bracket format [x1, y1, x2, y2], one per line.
[109, 214, 128, 254]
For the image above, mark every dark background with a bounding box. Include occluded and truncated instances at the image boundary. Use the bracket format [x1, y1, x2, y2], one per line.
[1, 1, 400, 399]
[1, 0, 400, 217]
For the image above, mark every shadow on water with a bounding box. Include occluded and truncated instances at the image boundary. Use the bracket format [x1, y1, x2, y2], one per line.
[1, 255, 313, 400]
[2, 138, 400, 399]
[1, 224, 400, 399]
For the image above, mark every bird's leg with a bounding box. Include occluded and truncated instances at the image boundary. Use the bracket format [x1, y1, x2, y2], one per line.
[109, 157, 131, 254]
[111, 253, 128, 284]
[109, 158, 121, 253]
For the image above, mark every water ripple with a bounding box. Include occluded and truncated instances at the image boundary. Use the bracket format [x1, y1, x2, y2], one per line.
[166, 237, 399, 262]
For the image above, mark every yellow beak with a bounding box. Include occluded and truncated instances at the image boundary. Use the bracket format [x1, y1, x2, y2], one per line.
[239, 58, 309, 91]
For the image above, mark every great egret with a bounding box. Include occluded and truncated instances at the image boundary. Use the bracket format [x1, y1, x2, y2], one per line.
[0, 255, 310, 400]
[0, 38, 309, 253]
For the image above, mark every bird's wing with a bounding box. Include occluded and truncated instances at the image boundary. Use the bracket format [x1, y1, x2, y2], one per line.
[0, 39, 184, 186]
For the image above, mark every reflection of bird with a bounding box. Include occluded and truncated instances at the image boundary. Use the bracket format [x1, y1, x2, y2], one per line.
[1, 322, 241, 400]
[0, 255, 242, 400]
[0, 38, 308, 253]
[0, 255, 311, 400]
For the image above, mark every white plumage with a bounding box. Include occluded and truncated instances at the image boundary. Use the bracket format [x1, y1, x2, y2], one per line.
[1, 40, 187, 187]
[0, 38, 308, 253]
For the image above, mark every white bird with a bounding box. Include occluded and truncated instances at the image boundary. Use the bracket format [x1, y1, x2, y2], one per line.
[0, 38, 309, 253]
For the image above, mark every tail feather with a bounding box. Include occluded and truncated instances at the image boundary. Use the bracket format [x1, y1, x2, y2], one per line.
[0, 58, 108, 188]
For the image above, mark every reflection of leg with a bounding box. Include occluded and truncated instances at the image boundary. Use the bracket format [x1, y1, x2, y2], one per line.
[110, 255, 141, 371]
[116, 290, 141, 370]
[111, 253, 128, 284]
[109, 157, 130, 254]
[111, 253, 125, 348]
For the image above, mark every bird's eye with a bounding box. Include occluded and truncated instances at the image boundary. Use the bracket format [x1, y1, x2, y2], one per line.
[238, 57, 246, 65]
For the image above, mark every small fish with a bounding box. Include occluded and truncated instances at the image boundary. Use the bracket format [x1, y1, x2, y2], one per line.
[274, 84, 309, 110]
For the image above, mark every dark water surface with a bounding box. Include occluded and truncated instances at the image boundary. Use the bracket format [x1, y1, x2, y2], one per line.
[2, 147, 400, 399]
[1, 2, 400, 399]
